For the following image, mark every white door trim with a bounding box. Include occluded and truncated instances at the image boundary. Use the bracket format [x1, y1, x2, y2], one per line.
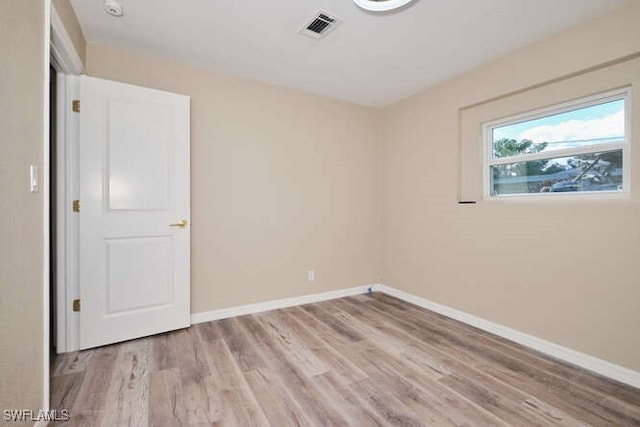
[43, 0, 52, 415]
[55, 74, 81, 353]
[50, 0, 84, 355]
[50, 4, 84, 75]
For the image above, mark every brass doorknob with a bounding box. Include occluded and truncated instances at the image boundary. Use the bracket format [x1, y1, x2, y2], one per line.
[169, 220, 188, 228]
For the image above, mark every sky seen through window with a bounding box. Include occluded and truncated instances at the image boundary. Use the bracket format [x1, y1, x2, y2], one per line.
[492, 99, 625, 156]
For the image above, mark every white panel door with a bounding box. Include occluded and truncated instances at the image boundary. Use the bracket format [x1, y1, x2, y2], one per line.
[79, 76, 190, 349]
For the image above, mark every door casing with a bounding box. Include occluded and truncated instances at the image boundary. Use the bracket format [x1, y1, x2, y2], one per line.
[49, 1, 85, 417]
[54, 73, 81, 353]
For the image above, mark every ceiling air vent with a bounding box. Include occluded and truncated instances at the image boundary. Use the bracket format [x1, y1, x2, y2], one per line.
[299, 11, 341, 40]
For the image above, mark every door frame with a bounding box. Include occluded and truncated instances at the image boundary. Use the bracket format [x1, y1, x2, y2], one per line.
[54, 73, 81, 353]
[50, 3, 84, 356]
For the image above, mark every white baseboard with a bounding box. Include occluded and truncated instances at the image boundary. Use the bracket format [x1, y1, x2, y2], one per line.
[190, 282, 640, 389]
[190, 285, 375, 324]
[375, 284, 640, 390]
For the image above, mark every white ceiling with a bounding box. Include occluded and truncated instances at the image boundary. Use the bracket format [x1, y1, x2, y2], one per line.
[70, 0, 631, 108]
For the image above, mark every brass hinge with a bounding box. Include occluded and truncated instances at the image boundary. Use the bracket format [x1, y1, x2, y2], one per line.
[72, 99, 80, 113]
[72, 299, 80, 312]
[72, 199, 80, 212]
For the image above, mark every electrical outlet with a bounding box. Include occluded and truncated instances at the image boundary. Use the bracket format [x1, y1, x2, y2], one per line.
[308, 270, 315, 282]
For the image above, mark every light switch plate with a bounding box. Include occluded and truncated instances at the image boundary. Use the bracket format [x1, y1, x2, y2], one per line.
[30, 165, 39, 192]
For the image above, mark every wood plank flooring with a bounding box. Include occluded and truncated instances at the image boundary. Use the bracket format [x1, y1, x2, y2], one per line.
[50, 293, 640, 426]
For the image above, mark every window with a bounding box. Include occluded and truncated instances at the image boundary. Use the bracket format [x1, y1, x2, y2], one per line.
[484, 89, 629, 198]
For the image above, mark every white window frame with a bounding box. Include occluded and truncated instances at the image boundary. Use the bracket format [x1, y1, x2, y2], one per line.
[483, 87, 631, 200]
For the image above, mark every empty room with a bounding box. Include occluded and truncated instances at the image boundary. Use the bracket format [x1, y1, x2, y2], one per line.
[2, 0, 640, 425]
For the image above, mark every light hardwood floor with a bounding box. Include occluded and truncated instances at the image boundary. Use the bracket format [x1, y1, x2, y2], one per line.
[51, 293, 640, 426]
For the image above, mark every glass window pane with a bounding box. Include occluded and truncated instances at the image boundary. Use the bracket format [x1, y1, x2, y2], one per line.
[490, 149, 623, 196]
[492, 99, 625, 159]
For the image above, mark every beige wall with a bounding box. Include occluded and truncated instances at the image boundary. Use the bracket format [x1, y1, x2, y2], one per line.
[52, 0, 85, 66]
[0, 0, 47, 419]
[2, 3, 636, 417]
[86, 44, 381, 313]
[381, 2, 640, 371]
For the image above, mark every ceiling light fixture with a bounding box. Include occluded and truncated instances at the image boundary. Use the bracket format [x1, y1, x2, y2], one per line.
[353, 0, 415, 12]
[104, 0, 124, 17]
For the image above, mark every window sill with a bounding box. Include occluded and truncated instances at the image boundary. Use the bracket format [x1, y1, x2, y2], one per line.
[484, 190, 631, 202]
